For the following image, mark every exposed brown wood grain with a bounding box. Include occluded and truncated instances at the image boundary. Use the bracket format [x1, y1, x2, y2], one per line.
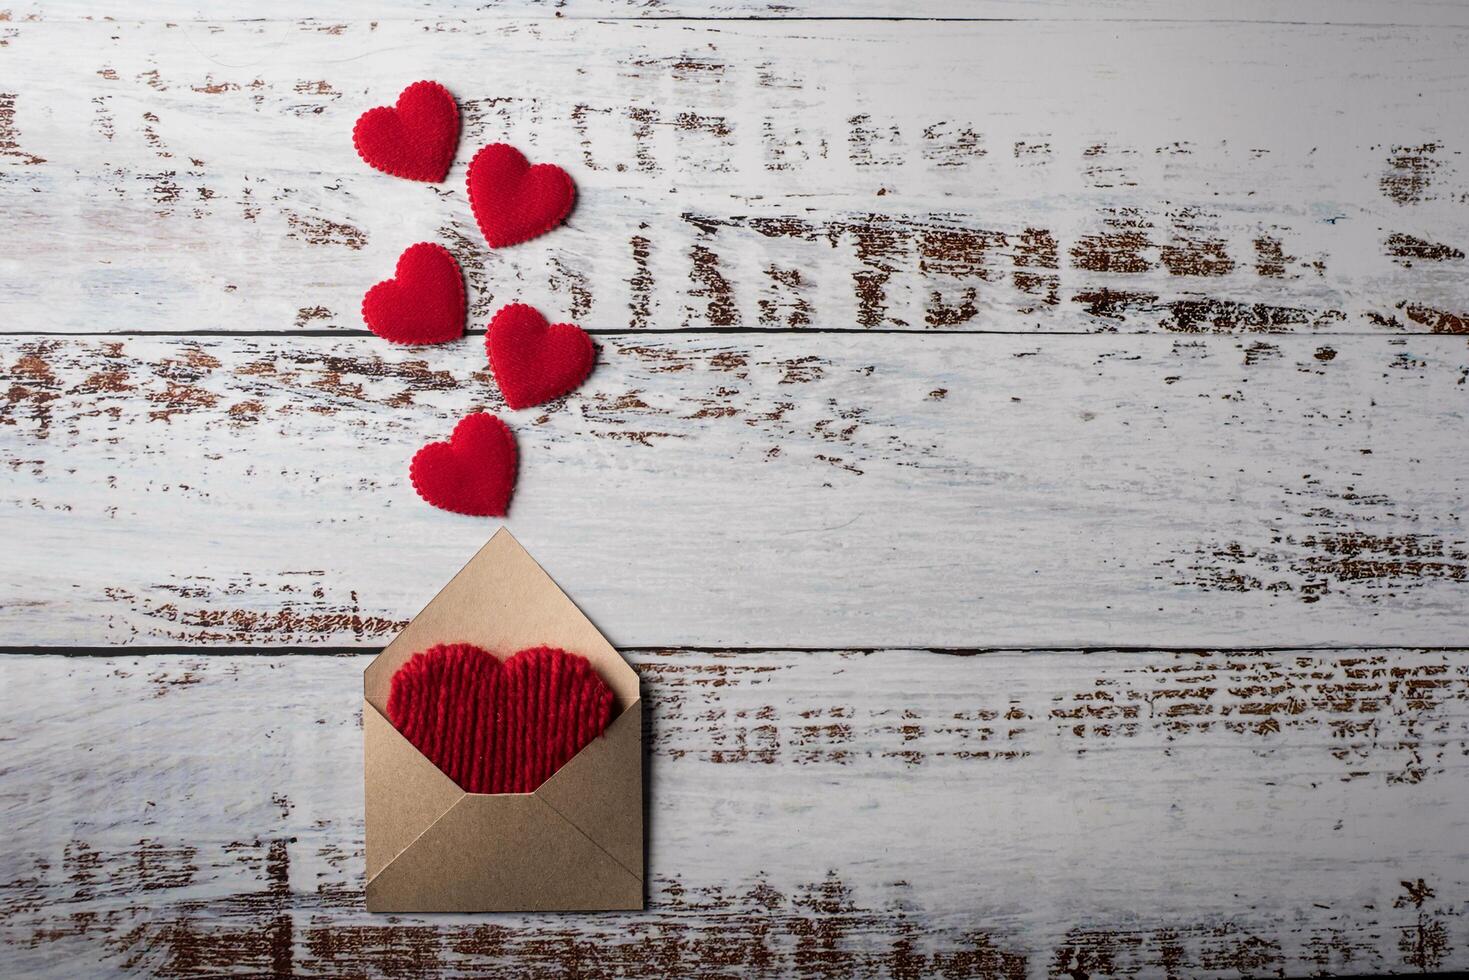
[3, 649, 1467, 978]
[3, 333, 1468, 648]
[2, 19, 1467, 335]
[0, 91, 45, 165]
[5, 4, 1469, 977]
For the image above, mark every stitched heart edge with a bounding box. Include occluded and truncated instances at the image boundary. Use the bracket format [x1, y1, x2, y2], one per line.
[361, 242, 466, 346]
[465, 143, 577, 248]
[408, 413, 518, 517]
[352, 79, 459, 183]
[485, 302, 596, 409]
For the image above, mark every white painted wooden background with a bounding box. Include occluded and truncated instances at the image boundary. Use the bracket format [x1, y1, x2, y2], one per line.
[2, 2, 1467, 977]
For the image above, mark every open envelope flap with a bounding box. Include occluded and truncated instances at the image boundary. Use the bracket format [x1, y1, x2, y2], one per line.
[365, 793, 643, 912]
[534, 699, 643, 878]
[363, 703, 464, 880]
[364, 528, 638, 715]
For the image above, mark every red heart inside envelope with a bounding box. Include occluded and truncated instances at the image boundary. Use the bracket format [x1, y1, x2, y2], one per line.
[353, 80, 460, 183]
[387, 643, 616, 794]
[409, 413, 517, 517]
[486, 303, 596, 409]
[466, 144, 576, 248]
[362, 242, 465, 345]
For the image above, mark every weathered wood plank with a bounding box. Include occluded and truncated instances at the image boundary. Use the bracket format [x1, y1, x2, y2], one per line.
[3, 332, 1467, 648]
[11, 0, 1469, 25]
[1, 650, 1465, 977]
[2, 19, 1467, 335]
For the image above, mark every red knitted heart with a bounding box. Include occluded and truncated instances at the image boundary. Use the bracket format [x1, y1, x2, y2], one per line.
[362, 243, 465, 345]
[409, 413, 517, 517]
[486, 303, 596, 409]
[466, 144, 575, 248]
[353, 80, 459, 183]
[388, 643, 615, 794]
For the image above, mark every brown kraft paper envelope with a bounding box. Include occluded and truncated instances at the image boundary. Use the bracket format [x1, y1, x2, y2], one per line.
[363, 528, 643, 912]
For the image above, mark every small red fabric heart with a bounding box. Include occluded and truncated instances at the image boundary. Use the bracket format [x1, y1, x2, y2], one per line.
[388, 643, 615, 794]
[409, 413, 517, 517]
[486, 303, 596, 409]
[353, 80, 459, 183]
[466, 143, 576, 248]
[362, 243, 465, 345]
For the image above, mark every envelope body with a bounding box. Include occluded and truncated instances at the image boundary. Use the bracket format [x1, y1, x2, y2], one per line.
[363, 530, 644, 912]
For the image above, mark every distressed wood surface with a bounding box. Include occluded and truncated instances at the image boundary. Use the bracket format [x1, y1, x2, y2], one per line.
[2, 18, 1468, 336]
[12, 1, 1469, 23]
[6, 2, 1469, 977]
[2, 650, 1467, 979]
[4, 333, 1469, 649]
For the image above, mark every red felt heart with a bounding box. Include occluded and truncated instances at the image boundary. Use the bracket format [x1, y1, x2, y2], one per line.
[388, 643, 615, 794]
[409, 413, 517, 517]
[486, 303, 596, 409]
[353, 80, 460, 183]
[466, 144, 576, 248]
[362, 243, 465, 345]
